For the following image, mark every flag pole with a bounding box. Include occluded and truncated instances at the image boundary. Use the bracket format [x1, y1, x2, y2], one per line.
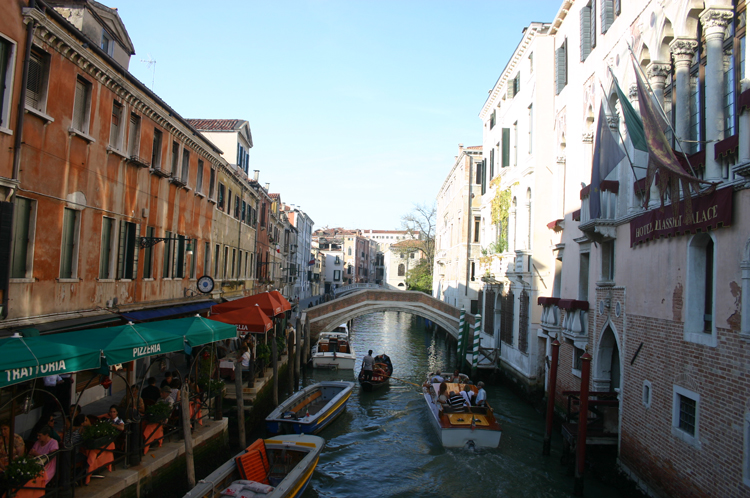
[625, 43, 702, 179]
[599, 77, 645, 199]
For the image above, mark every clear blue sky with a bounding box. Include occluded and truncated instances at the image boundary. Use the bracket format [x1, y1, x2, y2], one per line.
[118, 1, 562, 230]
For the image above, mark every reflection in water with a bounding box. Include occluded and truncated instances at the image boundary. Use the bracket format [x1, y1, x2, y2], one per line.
[299, 311, 626, 498]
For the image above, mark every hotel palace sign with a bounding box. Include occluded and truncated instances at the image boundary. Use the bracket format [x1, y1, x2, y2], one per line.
[630, 187, 732, 246]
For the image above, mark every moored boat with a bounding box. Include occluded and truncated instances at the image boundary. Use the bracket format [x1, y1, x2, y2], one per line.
[357, 354, 393, 392]
[266, 381, 354, 435]
[183, 434, 324, 498]
[310, 325, 356, 370]
[422, 378, 502, 449]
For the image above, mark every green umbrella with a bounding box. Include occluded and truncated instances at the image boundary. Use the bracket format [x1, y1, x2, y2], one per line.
[0, 333, 101, 389]
[42, 323, 185, 367]
[138, 315, 237, 347]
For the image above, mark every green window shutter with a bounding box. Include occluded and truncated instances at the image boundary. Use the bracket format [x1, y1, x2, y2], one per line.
[601, 0, 614, 33]
[125, 222, 138, 279]
[116, 220, 126, 279]
[11, 198, 31, 278]
[580, 5, 592, 61]
[614, 0, 620, 15]
[489, 148, 495, 179]
[515, 74, 520, 95]
[481, 159, 487, 195]
[60, 208, 77, 278]
[99, 217, 112, 279]
[163, 231, 172, 278]
[590, 1, 597, 49]
[502, 128, 510, 167]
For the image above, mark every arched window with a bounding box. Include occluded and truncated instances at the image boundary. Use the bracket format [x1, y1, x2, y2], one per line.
[398, 264, 405, 276]
[685, 232, 716, 346]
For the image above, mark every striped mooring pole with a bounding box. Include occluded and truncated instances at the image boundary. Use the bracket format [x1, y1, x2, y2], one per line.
[471, 313, 481, 378]
[456, 307, 465, 370]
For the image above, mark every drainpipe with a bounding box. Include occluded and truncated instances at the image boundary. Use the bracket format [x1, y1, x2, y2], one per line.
[3, 1, 36, 319]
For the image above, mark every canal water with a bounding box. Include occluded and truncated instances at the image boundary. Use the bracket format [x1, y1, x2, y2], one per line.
[298, 311, 634, 498]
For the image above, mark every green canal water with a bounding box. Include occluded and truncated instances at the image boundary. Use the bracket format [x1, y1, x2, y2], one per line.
[296, 311, 639, 498]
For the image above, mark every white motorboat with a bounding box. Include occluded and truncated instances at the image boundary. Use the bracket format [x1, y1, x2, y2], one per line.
[310, 324, 356, 370]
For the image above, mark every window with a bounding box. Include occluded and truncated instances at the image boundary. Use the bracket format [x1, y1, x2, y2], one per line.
[218, 183, 226, 211]
[507, 73, 520, 98]
[60, 208, 80, 279]
[475, 161, 482, 185]
[490, 110, 496, 129]
[528, 52, 534, 73]
[196, 160, 204, 193]
[10, 197, 35, 279]
[238, 250, 242, 278]
[672, 385, 701, 448]
[228, 190, 233, 215]
[555, 39, 568, 94]
[470, 261, 476, 281]
[398, 264, 405, 276]
[579, 251, 590, 301]
[190, 239, 197, 278]
[601, 240, 615, 281]
[109, 101, 123, 150]
[489, 148, 495, 179]
[241, 201, 247, 223]
[333, 270, 341, 281]
[162, 231, 173, 278]
[142, 226, 155, 278]
[348, 247, 352, 256]
[232, 248, 237, 278]
[214, 244, 220, 278]
[0, 36, 16, 128]
[528, 104, 533, 154]
[208, 167, 216, 199]
[181, 149, 190, 184]
[72, 76, 92, 134]
[223, 246, 229, 279]
[174, 235, 185, 279]
[171, 141, 180, 176]
[203, 242, 210, 277]
[473, 217, 480, 243]
[600, 0, 615, 33]
[481, 158, 487, 195]
[26, 48, 49, 114]
[572, 345, 585, 373]
[117, 220, 139, 279]
[151, 129, 163, 170]
[99, 217, 115, 279]
[642, 380, 652, 409]
[100, 30, 114, 56]
[234, 195, 240, 219]
[580, 1, 596, 61]
[127, 113, 140, 157]
[685, 233, 716, 345]
[502, 128, 510, 167]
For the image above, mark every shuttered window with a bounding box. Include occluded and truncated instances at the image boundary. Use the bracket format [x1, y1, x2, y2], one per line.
[151, 129, 162, 170]
[0, 38, 13, 127]
[600, 0, 614, 33]
[555, 40, 568, 94]
[489, 148, 495, 179]
[190, 239, 197, 278]
[171, 141, 180, 175]
[99, 217, 114, 279]
[72, 77, 91, 133]
[490, 110, 496, 129]
[502, 128, 510, 167]
[162, 231, 173, 278]
[60, 208, 79, 278]
[109, 101, 123, 150]
[209, 168, 216, 199]
[203, 242, 211, 277]
[196, 160, 204, 193]
[142, 226, 154, 278]
[116, 220, 139, 280]
[181, 149, 190, 184]
[11, 197, 34, 278]
[127, 114, 140, 157]
[580, 2, 595, 61]
[480, 158, 487, 196]
[26, 50, 47, 112]
[174, 235, 186, 279]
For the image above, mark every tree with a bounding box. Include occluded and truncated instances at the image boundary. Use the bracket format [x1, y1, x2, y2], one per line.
[400, 202, 436, 293]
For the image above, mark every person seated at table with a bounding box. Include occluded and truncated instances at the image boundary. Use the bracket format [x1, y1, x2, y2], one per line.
[102, 406, 125, 431]
[169, 379, 181, 404]
[0, 421, 25, 471]
[31, 414, 60, 444]
[141, 377, 161, 404]
[28, 427, 58, 485]
[119, 384, 145, 418]
[158, 386, 175, 408]
[160, 371, 173, 388]
[68, 413, 90, 446]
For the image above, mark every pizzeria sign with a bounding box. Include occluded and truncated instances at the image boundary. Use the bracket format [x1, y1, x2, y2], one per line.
[630, 187, 732, 247]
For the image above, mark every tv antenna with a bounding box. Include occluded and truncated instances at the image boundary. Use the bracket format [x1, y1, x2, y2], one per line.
[140, 54, 156, 90]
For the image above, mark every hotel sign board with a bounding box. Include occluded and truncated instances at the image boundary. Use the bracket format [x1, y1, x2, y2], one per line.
[630, 187, 732, 247]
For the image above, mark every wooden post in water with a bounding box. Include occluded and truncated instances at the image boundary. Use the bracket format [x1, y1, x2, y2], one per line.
[573, 352, 592, 496]
[287, 326, 295, 394]
[180, 383, 196, 488]
[234, 358, 246, 449]
[456, 307, 465, 371]
[272, 320, 279, 406]
[471, 314, 481, 378]
[295, 316, 302, 385]
[543, 339, 560, 456]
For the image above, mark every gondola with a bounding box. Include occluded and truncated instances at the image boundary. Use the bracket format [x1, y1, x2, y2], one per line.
[358, 354, 393, 392]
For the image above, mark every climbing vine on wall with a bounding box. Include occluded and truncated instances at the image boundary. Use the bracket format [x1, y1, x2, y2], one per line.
[490, 178, 512, 254]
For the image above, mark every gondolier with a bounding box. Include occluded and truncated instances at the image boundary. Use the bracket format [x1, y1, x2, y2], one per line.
[362, 350, 374, 382]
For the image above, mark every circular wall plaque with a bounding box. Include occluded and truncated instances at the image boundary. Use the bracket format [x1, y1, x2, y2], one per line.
[197, 276, 214, 294]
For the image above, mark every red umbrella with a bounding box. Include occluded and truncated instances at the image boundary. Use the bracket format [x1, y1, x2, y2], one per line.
[208, 304, 273, 334]
[270, 290, 292, 312]
[211, 295, 259, 315]
[212, 292, 283, 318]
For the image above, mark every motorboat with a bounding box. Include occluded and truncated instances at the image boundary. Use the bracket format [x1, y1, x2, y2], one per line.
[357, 354, 393, 392]
[183, 434, 324, 498]
[310, 324, 356, 370]
[422, 378, 502, 449]
[266, 381, 354, 435]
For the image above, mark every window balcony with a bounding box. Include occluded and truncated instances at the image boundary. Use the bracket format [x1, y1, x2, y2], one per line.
[558, 299, 589, 342]
[538, 297, 561, 333]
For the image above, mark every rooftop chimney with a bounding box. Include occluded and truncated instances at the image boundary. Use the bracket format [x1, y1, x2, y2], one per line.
[265, 183, 270, 191]
[253, 170, 260, 182]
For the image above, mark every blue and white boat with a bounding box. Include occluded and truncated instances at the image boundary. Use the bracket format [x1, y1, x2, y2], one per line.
[266, 381, 354, 435]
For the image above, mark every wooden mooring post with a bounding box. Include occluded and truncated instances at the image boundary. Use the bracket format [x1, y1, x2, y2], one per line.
[234, 358, 246, 449]
[573, 352, 592, 497]
[180, 383, 196, 488]
[543, 339, 560, 456]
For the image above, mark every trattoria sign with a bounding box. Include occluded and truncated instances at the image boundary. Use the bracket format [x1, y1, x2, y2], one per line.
[630, 187, 732, 246]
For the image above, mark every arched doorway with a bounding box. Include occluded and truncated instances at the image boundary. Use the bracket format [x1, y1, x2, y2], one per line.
[594, 325, 621, 392]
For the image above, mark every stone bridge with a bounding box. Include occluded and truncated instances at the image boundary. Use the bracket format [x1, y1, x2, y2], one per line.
[302, 289, 473, 339]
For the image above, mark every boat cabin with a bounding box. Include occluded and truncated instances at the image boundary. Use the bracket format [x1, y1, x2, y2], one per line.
[316, 332, 351, 354]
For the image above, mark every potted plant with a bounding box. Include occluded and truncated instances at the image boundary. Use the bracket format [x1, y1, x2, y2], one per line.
[144, 402, 172, 423]
[0, 455, 44, 489]
[197, 376, 225, 396]
[256, 343, 271, 373]
[276, 333, 287, 355]
[82, 422, 121, 449]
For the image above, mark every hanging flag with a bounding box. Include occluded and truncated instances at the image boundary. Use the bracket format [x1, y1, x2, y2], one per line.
[308, 259, 316, 266]
[589, 104, 626, 220]
[611, 72, 647, 152]
[631, 60, 713, 218]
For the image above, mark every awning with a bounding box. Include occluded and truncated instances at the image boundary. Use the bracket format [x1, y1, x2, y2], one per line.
[0, 334, 101, 389]
[43, 323, 185, 366]
[269, 291, 292, 312]
[120, 300, 216, 322]
[139, 316, 238, 346]
[212, 292, 284, 318]
[208, 305, 273, 334]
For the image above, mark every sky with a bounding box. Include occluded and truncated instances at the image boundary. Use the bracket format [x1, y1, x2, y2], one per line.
[117, 0, 563, 230]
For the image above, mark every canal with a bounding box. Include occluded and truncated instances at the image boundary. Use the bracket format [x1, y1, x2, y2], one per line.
[296, 311, 638, 498]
